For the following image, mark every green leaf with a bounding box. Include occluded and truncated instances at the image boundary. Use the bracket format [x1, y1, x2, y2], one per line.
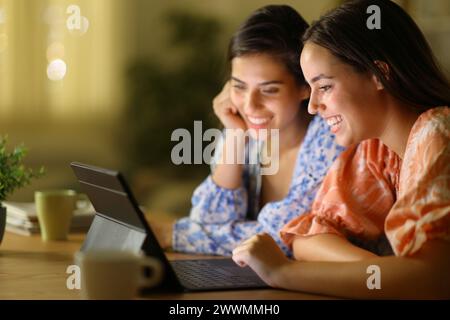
[0, 135, 45, 204]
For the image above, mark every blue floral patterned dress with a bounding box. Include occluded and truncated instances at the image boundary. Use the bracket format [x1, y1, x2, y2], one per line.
[173, 115, 344, 256]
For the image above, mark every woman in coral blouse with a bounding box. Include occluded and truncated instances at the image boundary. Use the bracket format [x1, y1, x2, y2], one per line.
[232, 0, 450, 298]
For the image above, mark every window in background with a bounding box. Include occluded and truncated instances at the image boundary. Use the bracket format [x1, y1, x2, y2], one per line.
[0, 0, 126, 121]
[0, 0, 129, 202]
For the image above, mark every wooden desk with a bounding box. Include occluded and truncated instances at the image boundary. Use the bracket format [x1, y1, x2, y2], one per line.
[0, 232, 332, 300]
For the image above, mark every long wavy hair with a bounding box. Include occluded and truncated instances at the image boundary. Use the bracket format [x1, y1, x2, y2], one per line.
[303, 0, 450, 111]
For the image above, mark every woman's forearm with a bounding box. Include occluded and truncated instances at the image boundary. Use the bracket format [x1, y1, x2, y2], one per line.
[212, 131, 246, 189]
[212, 163, 243, 189]
[292, 234, 378, 262]
[275, 240, 450, 299]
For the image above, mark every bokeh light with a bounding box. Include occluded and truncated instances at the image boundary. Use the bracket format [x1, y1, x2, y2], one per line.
[46, 42, 65, 62]
[47, 59, 67, 81]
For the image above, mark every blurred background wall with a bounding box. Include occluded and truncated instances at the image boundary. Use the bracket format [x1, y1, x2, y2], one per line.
[0, 0, 449, 217]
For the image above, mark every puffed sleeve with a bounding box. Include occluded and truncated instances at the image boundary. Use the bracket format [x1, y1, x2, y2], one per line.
[281, 139, 401, 249]
[188, 175, 248, 224]
[385, 107, 450, 256]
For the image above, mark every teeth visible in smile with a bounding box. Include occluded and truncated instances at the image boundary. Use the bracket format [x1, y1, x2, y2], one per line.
[326, 115, 343, 127]
[248, 117, 270, 125]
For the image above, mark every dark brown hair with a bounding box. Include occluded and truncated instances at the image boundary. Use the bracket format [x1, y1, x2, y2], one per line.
[303, 0, 450, 110]
[228, 5, 309, 87]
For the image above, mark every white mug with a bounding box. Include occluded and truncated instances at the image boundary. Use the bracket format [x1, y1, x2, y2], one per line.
[74, 250, 163, 299]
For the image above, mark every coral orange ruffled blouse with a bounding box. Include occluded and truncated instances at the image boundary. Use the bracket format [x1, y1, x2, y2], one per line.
[281, 107, 450, 257]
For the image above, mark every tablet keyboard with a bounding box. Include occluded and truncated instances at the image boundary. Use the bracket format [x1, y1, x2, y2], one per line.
[170, 259, 267, 290]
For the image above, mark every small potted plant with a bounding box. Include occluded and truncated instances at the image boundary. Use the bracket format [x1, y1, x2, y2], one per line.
[0, 136, 44, 243]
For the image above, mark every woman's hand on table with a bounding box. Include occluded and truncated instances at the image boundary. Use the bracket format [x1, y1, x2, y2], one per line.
[232, 233, 291, 287]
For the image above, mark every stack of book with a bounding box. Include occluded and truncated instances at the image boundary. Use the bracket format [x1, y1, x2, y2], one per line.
[3, 200, 95, 236]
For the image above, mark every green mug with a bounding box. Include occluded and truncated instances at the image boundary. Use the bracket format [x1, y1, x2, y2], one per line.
[35, 190, 82, 241]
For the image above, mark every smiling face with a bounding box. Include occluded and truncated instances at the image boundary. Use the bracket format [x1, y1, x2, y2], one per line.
[300, 42, 386, 147]
[230, 53, 309, 139]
